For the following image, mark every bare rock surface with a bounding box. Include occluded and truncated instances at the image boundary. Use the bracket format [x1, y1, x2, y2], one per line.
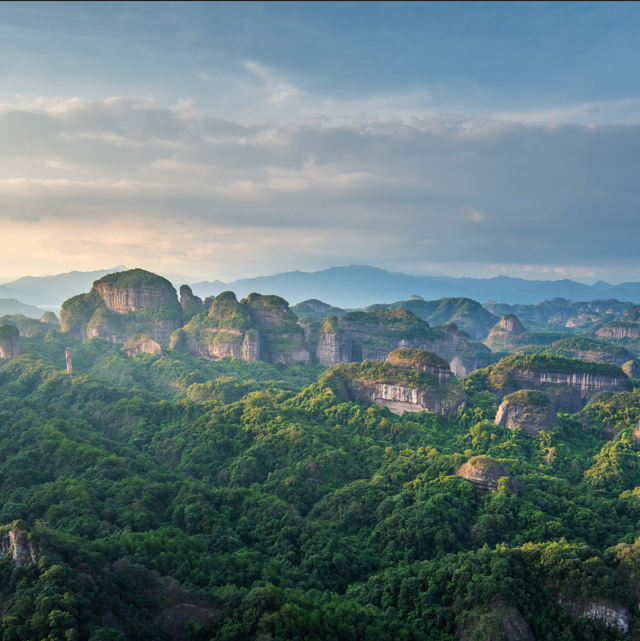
[0, 325, 21, 359]
[123, 335, 164, 357]
[456, 603, 535, 641]
[559, 598, 631, 633]
[495, 390, 559, 436]
[457, 456, 521, 494]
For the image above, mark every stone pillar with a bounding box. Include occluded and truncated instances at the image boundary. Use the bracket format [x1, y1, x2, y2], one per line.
[65, 347, 72, 374]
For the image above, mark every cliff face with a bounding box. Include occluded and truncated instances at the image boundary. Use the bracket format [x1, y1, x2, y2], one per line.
[0, 325, 21, 359]
[0, 526, 37, 567]
[319, 354, 465, 416]
[456, 604, 535, 641]
[314, 310, 479, 374]
[174, 292, 261, 362]
[61, 269, 183, 347]
[473, 355, 628, 411]
[180, 284, 205, 321]
[123, 335, 163, 357]
[247, 293, 310, 365]
[597, 305, 640, 339]
[456, 456, 521, 494]
[495, 390, 559, 437]
[558, 598, 630, 633]
[551, 337, 633, 365]
[94, 269, 178, 313]
[485, 314, 530, 349]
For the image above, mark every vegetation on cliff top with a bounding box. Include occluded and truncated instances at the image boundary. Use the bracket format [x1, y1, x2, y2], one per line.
[503, 389, 550, 407]
[319, 360, 445, 390]
[552, 336, 632, 355]
[0, 324, 19, 339]
[501, 353, 626, 376]
[93, 267, 175, 291]
[387, 347, 450, 368]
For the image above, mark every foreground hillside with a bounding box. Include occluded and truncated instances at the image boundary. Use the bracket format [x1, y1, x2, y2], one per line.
[1, 328, 640, 639]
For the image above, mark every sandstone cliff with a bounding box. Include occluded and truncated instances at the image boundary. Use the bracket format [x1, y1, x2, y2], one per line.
[558, 597, 630, 633]
[123, 334, 164, 357]
[180, 284, 205, 321]
[494, 390, 559, 437]
[313, 309, 479, 374]
[0, 522, 37, 567]
[597, 304, 640, 340]
[468, 354, 628, 411]
[0, 324, 21, 359]
[550, 337, 632, 365]
[485, 315, 529, 350]
[246, 293, 311, 365]
[61, 269, 183, 346]
[456, 456, 521, 494]
[319, 355, 465, 416]
[623, 360, 640, 377]
[172, 291, 261, 362]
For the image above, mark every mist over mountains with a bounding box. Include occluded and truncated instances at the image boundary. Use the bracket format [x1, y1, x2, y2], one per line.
[3, 265, 640, 310]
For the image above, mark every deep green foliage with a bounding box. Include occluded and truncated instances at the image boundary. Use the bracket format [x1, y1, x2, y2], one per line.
[503, 389, 550, 407]
[0, 324, 19, 339]
[0, 329, 639, 639]
[502, 354, 625, 376]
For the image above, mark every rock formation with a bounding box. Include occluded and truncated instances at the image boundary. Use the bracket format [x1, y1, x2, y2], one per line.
[456, 456, 521, 494]
[0, 324, 21, 359]
[485, 314, 529, 349]
[319, 354, 465, 416]
[597, 305, 640, 339]
[623, 360, 640, 377]
[123, 335, 163, 357]
[246, 293, 310, 365]
[558, 598, 630, 633]
[65, 347, 72, 373]
[61, 269, 183, 346]
[494, 390, 559, 436]
[172, 291, 261, 361]
[180, 285, 205, 321]
[311, 309, 479, 373]
[456, 603, 535, 641]
[40, 311, 59, 324]
[551, 337, 633, 365]
[0, 523, 37, 567]
[473, 355, 628, 411]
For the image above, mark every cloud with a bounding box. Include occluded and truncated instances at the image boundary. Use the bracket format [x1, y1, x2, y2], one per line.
[1, 95, 639, 280]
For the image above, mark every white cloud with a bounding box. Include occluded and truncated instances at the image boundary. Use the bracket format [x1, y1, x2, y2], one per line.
[0, 95, 640, 281]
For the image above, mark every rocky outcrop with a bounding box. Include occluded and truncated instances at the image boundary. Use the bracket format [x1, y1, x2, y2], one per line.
[597, 305, 640, 339]
[180, 285, 205, 321]
[123, 335, 163, 357]
[316, 316, 352, 367]
[61, 269, 183, 347]
[457, 456, 521, 494]
[456, 604, 535, 641]
[473, 356, 628, 411]
[495, 390, 559, 436]
[0, 325, 21, 359]
[386, 348, 451, 382]
[320, 359, 465, 416]
[485, 315, 529, 349]
[65, 347, 72, 373]
[247, 293, 310, 365]
[0, 525, 37, 567]
[317, 310, 479, 374]
[558, 598, 630, 633]
[550, 337, 633, 366]
[40, 311, 59, 324]
[623, 360, 640, 377]
[174, 292, 262, 362]
[94, 269, 178, 313]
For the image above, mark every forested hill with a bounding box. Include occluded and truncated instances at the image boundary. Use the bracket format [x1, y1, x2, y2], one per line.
[2, 330, 640, 639]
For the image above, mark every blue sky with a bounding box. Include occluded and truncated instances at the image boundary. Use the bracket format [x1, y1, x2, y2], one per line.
[1, 1, 639, 282]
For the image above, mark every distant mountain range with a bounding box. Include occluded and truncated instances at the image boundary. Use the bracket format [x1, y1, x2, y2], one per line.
[2, 264, 640, 308]
[0, 298, 45, 318]
[188, 266, 640, 308]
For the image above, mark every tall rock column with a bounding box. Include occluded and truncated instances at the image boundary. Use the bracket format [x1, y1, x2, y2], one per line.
[65, 347, 73, 373]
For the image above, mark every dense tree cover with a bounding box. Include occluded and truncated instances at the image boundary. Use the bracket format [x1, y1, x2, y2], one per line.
[1, 332, 640, 639]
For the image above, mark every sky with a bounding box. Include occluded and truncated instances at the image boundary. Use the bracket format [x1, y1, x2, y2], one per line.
[1, 1, 640, 284]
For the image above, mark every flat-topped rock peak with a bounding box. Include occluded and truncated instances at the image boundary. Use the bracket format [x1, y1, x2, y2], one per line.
[386, 348, 451, 382]
[93, 268, 179, 314]
[319, 359, 465, 416]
